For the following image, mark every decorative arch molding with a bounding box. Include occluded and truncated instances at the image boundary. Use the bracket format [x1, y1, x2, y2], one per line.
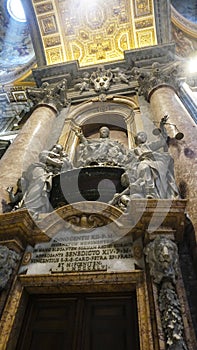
[36, 202, 126, 239]
[60, 94, 141, 154]
[171, 5, 197, 38]
[68, 94, 138, 125]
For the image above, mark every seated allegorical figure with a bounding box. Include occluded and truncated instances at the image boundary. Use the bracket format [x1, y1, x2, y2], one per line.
[74, 126, 127, 167]
[109, 117, 180, 207]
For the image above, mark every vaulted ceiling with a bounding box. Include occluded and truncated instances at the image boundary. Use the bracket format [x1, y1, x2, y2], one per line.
[0, 0, 197, 86]
[27, 0, 158, 67]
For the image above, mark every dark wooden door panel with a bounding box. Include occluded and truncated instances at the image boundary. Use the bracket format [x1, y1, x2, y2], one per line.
[82, 296, 139, 350]
[17, 298, 78, 350]
[30, 331, 69, 350]
[16, 293, 140, 350]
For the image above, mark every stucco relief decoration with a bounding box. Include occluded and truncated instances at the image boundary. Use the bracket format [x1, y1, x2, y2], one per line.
[133, 0, 156, 48]
[40, 15, 58, 35]
[43, 35, 61, 48]
[66, 213, 108, 231]
[136, 30, 154, 48]
[35, 2, 54, 15]
[145, 236, 188, 350]
[172, 26, 196, 58]
[74, 66, 131, 93]
[0, 245, 20, 291]
[134, 0, 151, 17]
[32, 0, 156, 66]
[132, 61, 184, 100]
[46, 46, 64, 65]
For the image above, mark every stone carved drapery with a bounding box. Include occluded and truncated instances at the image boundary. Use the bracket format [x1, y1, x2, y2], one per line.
[133, 60, 197, 243]
[74, 125, 127, 167]
[0, 245, 20, 291]
[145, 236, 188, 350]
[3, 144, 74, 218]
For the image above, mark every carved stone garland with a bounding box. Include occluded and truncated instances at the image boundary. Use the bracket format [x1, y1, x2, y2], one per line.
[144, 236, 188, 350]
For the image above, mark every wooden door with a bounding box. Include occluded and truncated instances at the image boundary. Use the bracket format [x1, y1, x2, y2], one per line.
[16, 293, 140, 350]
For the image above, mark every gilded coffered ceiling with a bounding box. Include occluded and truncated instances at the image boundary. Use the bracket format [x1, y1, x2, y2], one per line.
[31, 0, 157, 66]
[0, 0, 197, 86]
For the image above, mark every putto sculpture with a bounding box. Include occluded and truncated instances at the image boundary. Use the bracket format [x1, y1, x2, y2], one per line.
[74, 66, 131, 94]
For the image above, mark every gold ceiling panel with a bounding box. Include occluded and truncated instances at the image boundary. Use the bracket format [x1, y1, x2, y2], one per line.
[32, 0, 157, 66]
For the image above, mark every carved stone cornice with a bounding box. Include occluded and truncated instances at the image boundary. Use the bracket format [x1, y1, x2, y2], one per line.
[132, 61, 186, 101]
[0, 209, 49, 249]
[0, 200, 187, 247]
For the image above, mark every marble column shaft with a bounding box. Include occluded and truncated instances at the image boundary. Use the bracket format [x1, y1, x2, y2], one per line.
[0, 105, 57, 212]
[149, 86, 197, 244]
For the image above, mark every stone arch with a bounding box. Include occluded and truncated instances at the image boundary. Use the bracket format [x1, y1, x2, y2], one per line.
[58, 94, 141, 157]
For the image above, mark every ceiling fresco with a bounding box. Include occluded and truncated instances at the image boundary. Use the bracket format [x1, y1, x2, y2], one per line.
[0, 0, 36, 84]
[171, 0, 197, 24]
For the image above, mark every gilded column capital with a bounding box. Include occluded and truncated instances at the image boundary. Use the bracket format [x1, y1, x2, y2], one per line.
[26, 79, 69, 112]
[132, 61, 185, 101]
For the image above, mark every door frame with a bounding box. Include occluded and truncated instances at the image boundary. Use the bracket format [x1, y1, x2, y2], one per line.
[0, 271, 154, 350]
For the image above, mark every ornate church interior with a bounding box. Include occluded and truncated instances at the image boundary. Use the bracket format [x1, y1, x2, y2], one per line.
[0, 0, 197, 349]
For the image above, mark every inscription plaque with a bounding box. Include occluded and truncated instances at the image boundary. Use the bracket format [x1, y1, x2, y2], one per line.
[20, 230, 143, 274]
